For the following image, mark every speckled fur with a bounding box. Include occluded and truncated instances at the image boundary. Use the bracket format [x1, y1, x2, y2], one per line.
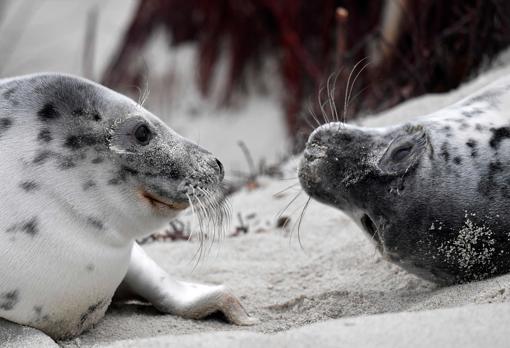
[299, 76, 510, 284]
[0, 73, 252, 340]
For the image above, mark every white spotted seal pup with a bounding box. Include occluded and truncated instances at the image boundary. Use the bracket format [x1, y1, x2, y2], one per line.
[0, 73, 256, 340]
[299, 76, 510, 284]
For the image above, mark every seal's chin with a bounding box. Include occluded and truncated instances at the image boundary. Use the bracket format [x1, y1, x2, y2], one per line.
[138, 190, 189, 211]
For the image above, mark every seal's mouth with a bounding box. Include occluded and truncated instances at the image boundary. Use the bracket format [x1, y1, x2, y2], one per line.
[360, 214, 383, 249]
[139, 190, 189, 211]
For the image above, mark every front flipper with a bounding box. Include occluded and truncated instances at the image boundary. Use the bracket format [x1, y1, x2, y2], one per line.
[115, 243, 258, 325]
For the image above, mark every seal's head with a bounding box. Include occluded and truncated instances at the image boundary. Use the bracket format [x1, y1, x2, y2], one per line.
[299, 104, 510, 284]
[6, 74, 227, 240]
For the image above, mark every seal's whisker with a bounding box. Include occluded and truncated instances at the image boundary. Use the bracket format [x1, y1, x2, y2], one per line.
[277, 177, 299, 181]
[198, 190, 215, 244]
[137, 61, 151, 108]
[196, 186, 230, 252]
[345, 61, 370, 121]
[273, 182, 301, 197]
[317, 84, 330, 124]
[326, 71, 337, 123]
[326, 70, 341, 122]
[307, 101, 323, 127]
[194, 192, 213, 249]
[283, 191, 306, 245]
[191, 187, 210, 267]
[348, 85, 371, 110]
[198, 187, 225, 247]
[186, 193, 206, 269]
[319, 98, 332, 124]
[302, 113, 317, 131]
[294, 195, 312, 251]
[343, 57, 369, 123]
[275, 190, 303, 221]
[332, 70, 342, 122]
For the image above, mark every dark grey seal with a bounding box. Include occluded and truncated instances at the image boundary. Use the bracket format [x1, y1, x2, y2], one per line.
[299, 77, 510, 284]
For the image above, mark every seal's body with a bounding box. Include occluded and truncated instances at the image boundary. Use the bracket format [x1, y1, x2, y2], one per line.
[0, 74, 254, 339]
[299, 76, 510, 284]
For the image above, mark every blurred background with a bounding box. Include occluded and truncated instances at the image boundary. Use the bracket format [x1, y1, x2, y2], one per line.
[1, 0, 509, 176]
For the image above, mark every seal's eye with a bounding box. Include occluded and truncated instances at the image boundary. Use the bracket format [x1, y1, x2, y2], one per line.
[391, 144, 413, 162]
[134, 124, 152, 145]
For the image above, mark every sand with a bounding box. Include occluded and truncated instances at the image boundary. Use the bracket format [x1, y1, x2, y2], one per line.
[56, 169, 510, 347]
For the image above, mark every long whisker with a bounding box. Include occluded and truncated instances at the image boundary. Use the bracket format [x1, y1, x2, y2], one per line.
[348, 84, 371, 108]
[186, 193, 205, 269]
[295, 196, 312, 250]
[302, 113, 317, 131]
[307, 101, 322, 128]
[326, 72, 336, 123]
[317, 84, 330, 124]
[273, 182, 301, 197]
[276, 190, 303, 220]
[194, 192, 215, 253]
[199, 187, 224, 249]
[343, 57, 369, 123]
[345, 61, 371, 122]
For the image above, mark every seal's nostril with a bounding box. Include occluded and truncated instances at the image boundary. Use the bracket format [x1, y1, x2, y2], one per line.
[214, 158, 224, 181]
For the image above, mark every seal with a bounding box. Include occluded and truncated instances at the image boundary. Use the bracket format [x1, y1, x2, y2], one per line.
[0, 73, 256, 340]
[299, 76, 510, 285]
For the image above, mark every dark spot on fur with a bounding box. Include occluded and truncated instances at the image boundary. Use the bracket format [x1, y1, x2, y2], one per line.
[0, 290, 19, 311]
[121, 166, 139, 176]
[64, 134, 100, 150]
[33, 151, 53, 164]
[489, 127, 510, 149]
[466, 139, 477, 148]
[58, 157, 76, 169]
[462, 108, 484, 118]
[72, 108, 85, 116]
[440, 142, 450, 162]
[466, 139, 478, 157]
[37, 129, 52, 143]
[33, 306, 42, 315]
[72, 108, 102, 122]
[37, 103, 60, 121]
[478, 160, 504, 196]
[91, 157, 103, 164]
[2, 88, 16, 100]
[20, 181, 39, 192]
[453, 156, 462, 165]
[108, 178, 120, 185]
[0, 118, 13, 138]
[21, 218, 38, 235]
[82, 180, 96, 190]
[0, 118, 13, 129]
[458, 122, 469, 130]
[475, 124, 484, 131]
[463, 88, 504, 108]
[2, 88, 19, 106]
[87, 217, 104, 230]
[33, 306, 50, 322]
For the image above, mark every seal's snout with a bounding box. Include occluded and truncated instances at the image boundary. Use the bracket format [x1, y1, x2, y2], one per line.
[299, 122, 378, 209]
